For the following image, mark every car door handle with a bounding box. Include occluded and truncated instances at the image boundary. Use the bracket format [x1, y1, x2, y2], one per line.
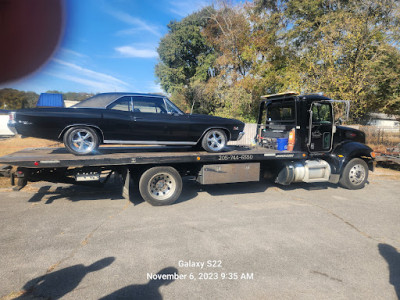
[133, 117, 143, 121]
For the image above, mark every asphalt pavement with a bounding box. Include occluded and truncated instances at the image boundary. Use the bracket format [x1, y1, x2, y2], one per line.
[0, 170, 399, 299]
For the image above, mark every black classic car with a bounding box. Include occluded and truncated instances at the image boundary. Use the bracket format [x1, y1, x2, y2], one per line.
[8, 93, 245, 155]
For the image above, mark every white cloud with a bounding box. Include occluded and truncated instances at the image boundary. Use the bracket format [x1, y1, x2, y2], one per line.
[49, 73, 127, 92]
[53, 59, 129, 87]
[169, 0, 210, 17]
[59, 48, 87, 58]
[108, 10, 162, 37]
[115, 46, 158, 58]
[147, 83, 164, 94]
[50, 59, 130, 92]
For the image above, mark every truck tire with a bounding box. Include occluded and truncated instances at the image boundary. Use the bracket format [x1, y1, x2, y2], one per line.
[139, 167, 182, 206]
[339, 158, 368, 190]
[63, 126, 100, 155]
[201, 129, 227, 152]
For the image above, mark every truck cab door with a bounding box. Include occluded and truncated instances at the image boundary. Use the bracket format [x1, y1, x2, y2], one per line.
[308, 102, 334, 152]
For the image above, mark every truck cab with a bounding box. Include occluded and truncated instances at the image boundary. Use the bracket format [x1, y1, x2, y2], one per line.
[256, 92, 375, 189]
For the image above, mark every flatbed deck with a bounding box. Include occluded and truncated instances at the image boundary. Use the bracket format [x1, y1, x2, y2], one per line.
[0, 146, 307, 168]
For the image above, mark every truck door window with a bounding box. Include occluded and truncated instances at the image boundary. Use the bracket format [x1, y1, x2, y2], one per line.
[312, 103, 332, 124]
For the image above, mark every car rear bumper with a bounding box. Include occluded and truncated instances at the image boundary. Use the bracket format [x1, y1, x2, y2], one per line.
[7, 121, 18, 134]
[237, 131, 245, 141]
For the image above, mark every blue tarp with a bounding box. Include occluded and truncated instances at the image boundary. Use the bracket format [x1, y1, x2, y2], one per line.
[36, 93, 64, 107]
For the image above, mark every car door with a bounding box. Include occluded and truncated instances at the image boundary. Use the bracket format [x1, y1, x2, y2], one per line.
[131, 96, 190, 142]
[101, 96, 134, 141]
[308, 101, 334, 152]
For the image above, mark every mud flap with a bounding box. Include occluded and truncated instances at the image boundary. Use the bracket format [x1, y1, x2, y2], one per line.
[122, 168, 131, 200]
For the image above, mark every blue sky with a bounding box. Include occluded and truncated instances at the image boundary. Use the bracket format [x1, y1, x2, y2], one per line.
[0, 0, 210, 95]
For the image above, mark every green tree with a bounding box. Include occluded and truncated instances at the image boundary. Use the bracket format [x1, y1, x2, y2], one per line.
[63, 92, 94, 101]
[0, 88, 39, 109]
[155, 0, 400, 122]
[283, 0, 400, 120]
[46, 90, 63, 95]
[370, 45, 400, 116]
[155, 7, 217, 112]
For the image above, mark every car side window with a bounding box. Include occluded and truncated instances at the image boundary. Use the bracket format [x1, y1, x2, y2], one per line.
[165, 100, 180, 114]
[132, 96, 167, 114]
[107, 96, 131, 112]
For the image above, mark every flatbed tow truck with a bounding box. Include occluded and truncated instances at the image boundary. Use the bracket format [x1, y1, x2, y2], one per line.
[0, 93, 375, 206]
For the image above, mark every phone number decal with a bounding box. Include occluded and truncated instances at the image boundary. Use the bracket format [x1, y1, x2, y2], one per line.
[218, 154, 253, 161]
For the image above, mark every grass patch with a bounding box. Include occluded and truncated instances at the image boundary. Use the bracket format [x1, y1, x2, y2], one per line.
[359, 125, 400, 150]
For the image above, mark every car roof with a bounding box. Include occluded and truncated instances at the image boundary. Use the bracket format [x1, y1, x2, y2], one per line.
[72, 92, 166, 108]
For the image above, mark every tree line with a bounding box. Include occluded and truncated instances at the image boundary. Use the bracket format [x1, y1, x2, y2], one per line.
[0, 89, 93, 109]
[155, 0, 400, 122]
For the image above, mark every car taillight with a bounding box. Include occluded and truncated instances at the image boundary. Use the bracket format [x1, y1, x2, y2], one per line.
[287, 128, 295, 151]
[9, 111, 16, 123]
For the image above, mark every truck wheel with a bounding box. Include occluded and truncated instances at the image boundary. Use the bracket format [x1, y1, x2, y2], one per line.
[139, 167, 182, 206]
[339, 158, 368, 190]
[63, 126, 100, 155]
[201, 129, 227, 152]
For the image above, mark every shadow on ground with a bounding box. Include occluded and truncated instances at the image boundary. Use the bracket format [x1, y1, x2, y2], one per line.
[27, 178, 125, 204]
[26, 176, 344, 206]
[379, 243, 400, 299]
[15, 257, 115, 300]
[100, 267, 178, 300]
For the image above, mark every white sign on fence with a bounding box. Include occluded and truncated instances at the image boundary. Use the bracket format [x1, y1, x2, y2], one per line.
[0, 115, 14, 136]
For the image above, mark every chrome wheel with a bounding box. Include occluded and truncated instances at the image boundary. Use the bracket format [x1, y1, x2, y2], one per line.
[148, 172, 177, 201]
[204, 130, 226, 152]
[339, 158, 368, 190]
[139, 167, 182, 206]
[68, 128, 96, 154]
[348, 163, 366, 186]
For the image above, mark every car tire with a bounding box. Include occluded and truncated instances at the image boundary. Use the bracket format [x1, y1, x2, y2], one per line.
[201, 129, 227, 152]
[63, 126, 100, 155]
[339, 158, 368, 190]
[139, 167, 182, 206]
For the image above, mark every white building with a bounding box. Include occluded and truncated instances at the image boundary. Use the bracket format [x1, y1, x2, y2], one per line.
[367, 113, 400, 132]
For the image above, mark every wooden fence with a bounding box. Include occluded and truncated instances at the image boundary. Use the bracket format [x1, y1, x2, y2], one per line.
[228, 123, 258, 146]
